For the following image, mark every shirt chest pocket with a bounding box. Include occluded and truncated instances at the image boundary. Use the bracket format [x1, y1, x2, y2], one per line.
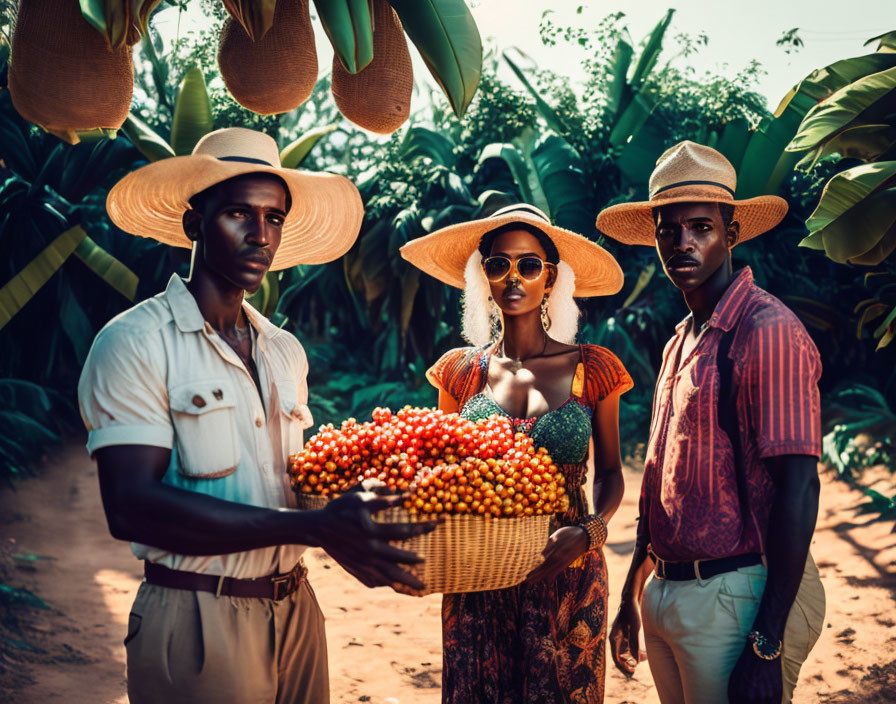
[169, 380, 241, 478]
[273, 378, 314, 457]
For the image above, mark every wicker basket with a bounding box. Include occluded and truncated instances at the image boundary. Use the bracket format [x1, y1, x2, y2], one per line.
[330, 0, 412, 134]
[218, 0, 318, 115]
[375, 506, 552, 596]
[9, 0, 133, 134]
[294, 492, 331, 511]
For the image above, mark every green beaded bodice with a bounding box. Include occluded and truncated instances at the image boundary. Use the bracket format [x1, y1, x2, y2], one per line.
[460, 393, 593, 465]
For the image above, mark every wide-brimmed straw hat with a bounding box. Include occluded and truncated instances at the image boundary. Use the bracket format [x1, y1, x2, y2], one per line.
[400, 204, 624, 297]
[596, 141, 788, 246]
[106, 127, 363, 269]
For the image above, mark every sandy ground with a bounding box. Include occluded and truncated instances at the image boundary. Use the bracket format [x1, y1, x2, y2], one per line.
[1, 442, 895, 703]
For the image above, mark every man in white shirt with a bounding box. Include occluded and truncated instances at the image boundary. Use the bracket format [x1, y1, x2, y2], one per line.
[78, 128, 433, 703]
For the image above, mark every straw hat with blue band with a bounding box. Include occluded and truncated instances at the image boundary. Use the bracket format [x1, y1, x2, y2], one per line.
[106, 127, 364, 270]
[595, 141, 789, 247]
[400, 203, 624, 297]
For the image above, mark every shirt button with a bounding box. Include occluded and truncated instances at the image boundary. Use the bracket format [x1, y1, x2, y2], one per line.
[255, 418, 263, 427]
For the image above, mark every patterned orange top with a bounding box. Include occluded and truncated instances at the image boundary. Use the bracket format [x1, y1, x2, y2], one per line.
[641, 267, 822, 562]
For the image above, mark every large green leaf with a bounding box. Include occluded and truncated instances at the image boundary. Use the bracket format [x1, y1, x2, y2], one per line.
[774, 51, 896, 118]
[714, 118, 752, 170]
[787, 65, 896, 152]
[866, 31, 896, 53]
[530, 134, 592, 234]
[503, 51, 569, 134]
[477, 143, 540, 212]
[222, 0, 279, 42]
[605, 38, 634, 119]
[0, 226, 87, 330]
[629, 9, 674, 90]
[609, 92, 657, 148]
[279, 125, 338, 168]
[120, 113, 176, 163]
[387, 0, 482, 117]
[806, 161, 896, 232]
[169, 67, 214, 157]
[803, 160, 896, 263]
[312, 0, 374, 74]
[72, 235, 139, 301]
[796, 123, 896, 170]
[79, 0, 162, 48]
[398, 126, 457, 169]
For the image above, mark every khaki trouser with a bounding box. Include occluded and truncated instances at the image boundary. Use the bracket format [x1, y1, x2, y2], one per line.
[125, 579, 329, 704]
[642, 553, 825, 704]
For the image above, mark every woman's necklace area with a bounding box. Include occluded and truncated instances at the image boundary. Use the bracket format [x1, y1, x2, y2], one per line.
[499, 331, 548, 373]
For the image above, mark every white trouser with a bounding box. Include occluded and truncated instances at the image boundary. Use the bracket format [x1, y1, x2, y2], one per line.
[642, 553, 824, 704]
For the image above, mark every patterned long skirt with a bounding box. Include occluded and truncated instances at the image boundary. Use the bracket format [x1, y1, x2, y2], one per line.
[441, 548, 609, 704]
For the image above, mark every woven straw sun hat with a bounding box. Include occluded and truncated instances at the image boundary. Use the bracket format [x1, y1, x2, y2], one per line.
[400, 204, 624, 297]
[106, 127, 363, 270]
[595, 141, 788, 246]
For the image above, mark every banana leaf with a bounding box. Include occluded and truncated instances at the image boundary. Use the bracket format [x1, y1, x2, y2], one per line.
[806, 160, 896, 233]
[849, 222, 896, 266]
[79, 0, 162, 48]
[795, 123, 896, 170]
[279, 125, 338, 168]
[529, 134, 592, 235]
[120, 113, 176, 163]
[72, 235, 139, 301]
[312, 0, 374, 74]
[787, 66, 896, 153]
[629, 9, 674, 91]
[804, 164, 896, 264]
[398, 126, 457, 169]
[387, 0, 482, 117]
[606, 41, 634, 120]
[503, 51, 569, 134]
[714, 118, 752, 170]
[0, 225, 86, 330]
[477, 142, 542, 213]
[222, 0, 279, 42]
[170, 67, 214, 157]
[866, 31, 896, 53]
[609, 91, 657, 148]
[774, 51, 896, 118]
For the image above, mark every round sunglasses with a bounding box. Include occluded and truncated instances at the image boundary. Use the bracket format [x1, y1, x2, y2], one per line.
[482, 255, 553, 282]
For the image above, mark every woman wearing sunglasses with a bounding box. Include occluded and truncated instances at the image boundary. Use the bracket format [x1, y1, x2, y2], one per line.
[400, 204, 633, 703]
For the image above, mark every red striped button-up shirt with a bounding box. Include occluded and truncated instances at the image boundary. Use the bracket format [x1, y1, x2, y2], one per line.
[640, 267, 822, 561]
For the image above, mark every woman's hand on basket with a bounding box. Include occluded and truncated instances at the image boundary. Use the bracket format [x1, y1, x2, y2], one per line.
[524, 526, 588, 583]
[313, 491, 436, 590]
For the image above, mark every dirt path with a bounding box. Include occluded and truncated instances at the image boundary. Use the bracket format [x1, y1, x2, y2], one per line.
[1, 442, 894, 703]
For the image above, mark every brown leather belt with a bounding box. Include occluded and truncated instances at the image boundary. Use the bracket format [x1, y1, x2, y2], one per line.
[144, 560, 307, 601]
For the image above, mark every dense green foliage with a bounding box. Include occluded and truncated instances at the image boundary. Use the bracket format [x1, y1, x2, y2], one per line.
[0, 7, 894, 519]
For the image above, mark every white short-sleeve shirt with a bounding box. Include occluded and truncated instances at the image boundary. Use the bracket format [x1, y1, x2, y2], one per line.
[78, 274, 315, 578]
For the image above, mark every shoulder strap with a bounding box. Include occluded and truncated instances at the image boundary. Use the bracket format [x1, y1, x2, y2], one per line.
[716, 328, 749, 537]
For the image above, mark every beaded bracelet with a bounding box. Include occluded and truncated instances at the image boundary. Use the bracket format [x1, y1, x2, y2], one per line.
[578, 514, 608, 550]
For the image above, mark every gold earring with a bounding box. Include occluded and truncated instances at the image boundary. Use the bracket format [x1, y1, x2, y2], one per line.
[541, 296, 551, 331]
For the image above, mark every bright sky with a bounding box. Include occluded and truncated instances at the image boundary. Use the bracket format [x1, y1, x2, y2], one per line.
[154, 0, 894, 113]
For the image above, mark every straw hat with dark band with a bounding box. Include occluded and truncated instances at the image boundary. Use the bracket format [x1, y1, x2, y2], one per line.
[106, 127, 364, 270]
[596, 141, 788, 246]
[400, 204, 624, 297]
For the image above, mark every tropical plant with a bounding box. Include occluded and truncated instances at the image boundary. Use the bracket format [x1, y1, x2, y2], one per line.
[787, 32, 896, 348]
[81, 0, 483, 126]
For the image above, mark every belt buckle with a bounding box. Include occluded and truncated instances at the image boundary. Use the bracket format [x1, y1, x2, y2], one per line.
[271, 570, 296, 601]
[271, 563, 305, 601]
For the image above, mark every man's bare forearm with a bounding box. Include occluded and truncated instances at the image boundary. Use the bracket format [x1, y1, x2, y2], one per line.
[750, 455, 820, 640]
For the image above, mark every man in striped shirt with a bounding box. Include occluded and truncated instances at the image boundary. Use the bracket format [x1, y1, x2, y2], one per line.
[598, 142, 825, 704]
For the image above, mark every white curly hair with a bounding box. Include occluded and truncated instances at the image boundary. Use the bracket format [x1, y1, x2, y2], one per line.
[461, 251, 579, 347]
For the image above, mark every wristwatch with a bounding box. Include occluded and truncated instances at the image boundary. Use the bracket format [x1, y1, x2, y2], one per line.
[747, 630, 782, 661]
